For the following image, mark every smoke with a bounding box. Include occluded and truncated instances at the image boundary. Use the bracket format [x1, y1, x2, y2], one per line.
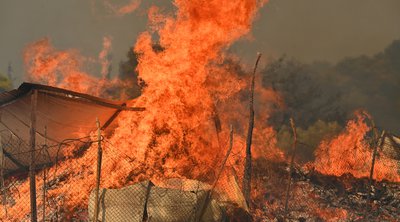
[99, 36, 113, 79]
[262, 39, 400, 135]
[103, 0, 142, 16]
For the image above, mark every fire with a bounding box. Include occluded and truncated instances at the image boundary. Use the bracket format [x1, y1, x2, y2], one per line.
[23, 37, 130, 99]
[5, 0, 397, 221]
[3, 0, 284, 220]
[23, 38, 99, 95]
[313, 111, 400, 182]
[105, 0, 279, 182]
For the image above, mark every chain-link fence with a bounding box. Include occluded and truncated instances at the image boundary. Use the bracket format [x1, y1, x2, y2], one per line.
[0, 125, 250, 222]
[0, 127, 96, 221]
[0, 121, 398, 221]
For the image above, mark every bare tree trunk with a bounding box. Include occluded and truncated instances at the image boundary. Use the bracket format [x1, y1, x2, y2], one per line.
[29, 90, 38, 222]
[284, 118, 298, 219]
[243, 53, 262, 208]
[93, 118, 103, 222]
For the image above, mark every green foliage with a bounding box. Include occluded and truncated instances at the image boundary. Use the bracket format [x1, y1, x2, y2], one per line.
[277, 120, 342, 162]
[263, 39, 400, 135]
[262, 57, 346, 129]
[0, 73, 12, 92]
[333, 40, 400, 132]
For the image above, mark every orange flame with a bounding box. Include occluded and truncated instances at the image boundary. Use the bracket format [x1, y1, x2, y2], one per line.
[24, 38, 103, 96]
[313, 111, 400, 182]
[4, 0, 283, 220]
[23, 38, 129, 99]
[4, 1, 398, 221]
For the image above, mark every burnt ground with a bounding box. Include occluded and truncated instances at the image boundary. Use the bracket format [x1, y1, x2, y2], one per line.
[251, 158, 400, 222]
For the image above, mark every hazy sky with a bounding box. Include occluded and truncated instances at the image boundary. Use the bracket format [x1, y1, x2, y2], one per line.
[1, 0, 400, 85]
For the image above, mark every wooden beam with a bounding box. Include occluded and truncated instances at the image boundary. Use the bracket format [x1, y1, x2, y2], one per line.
[2, 149, 28, 171]
[101, 104, 125, 130]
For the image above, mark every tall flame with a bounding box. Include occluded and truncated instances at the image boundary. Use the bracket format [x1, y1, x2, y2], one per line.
[3, 0, 283, 220]
[4, 1, 398, 220]
[23, 38, 100, 95]
[106, 0, 274, 179]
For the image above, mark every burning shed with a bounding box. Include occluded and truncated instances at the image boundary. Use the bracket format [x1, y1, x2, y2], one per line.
[0, 82, 143, 175]
[0, 83, 246, 221]
[0, 82, 144, 221]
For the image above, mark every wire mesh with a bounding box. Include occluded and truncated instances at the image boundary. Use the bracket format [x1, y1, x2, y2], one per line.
[0, 130, 240, 222]
[0, 122, 397, 221]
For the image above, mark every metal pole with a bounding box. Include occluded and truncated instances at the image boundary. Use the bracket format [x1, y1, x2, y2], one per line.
[93, 118, 102, 222]
[29, 90, 38, 222]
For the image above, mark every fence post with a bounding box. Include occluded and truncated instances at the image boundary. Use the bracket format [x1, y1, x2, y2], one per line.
[42, 126, 47, 222]
[284, 118, 298, 219]
[29, 89, 38, 222]
[243, 53, 262, 208]
[93, 118, 103, 222]
[368, 124, 385, 208]
[0, 116, 8, 217]
[369, 122, 384, 187]
[142, 181, 154, 222]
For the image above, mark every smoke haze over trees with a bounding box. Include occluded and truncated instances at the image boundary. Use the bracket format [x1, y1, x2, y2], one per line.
[261, 39, 400, 160]
[263, 39, 400, 133]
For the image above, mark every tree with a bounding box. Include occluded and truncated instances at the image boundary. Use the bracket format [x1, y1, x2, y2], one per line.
[0, 73, 12, 92]
[118, 44, 164, 99]
[333, 39, 400, 133]
[276, 120, 342, 161]
[118, 47, 142, 99]
[261, 56, 346, 129]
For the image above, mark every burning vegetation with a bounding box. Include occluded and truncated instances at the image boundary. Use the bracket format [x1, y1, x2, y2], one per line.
[0, 0, 399, 221]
